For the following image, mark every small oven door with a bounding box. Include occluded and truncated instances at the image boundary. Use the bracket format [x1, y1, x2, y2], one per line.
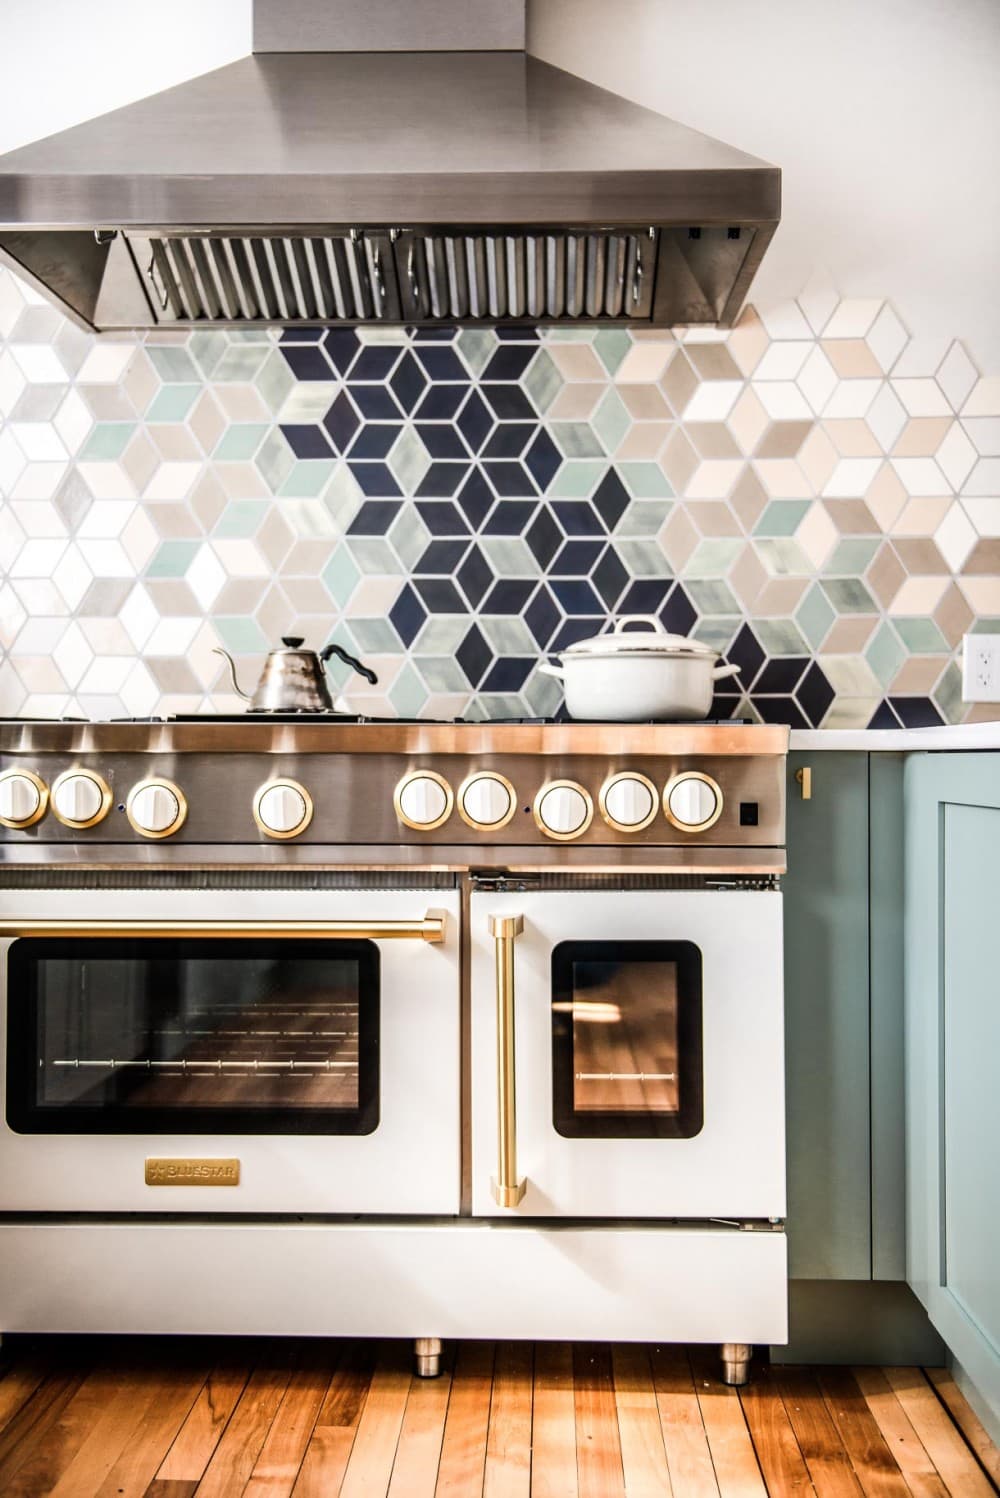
[470, 885, 784, 1219]
[0, 886, 460, 1214]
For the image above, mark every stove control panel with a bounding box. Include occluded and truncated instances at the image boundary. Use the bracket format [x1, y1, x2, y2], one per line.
[253, 780, 313, 839]
[533, 780, 594, 841]
[126, 778, 187, 839]
[458, 772, 516, 831]
[51, 770, 112, 829]
[394, 771, 454, 831]
[598, 772, 658, 833]
[0, 768, 48, 829]
[664, 771, 723, 832]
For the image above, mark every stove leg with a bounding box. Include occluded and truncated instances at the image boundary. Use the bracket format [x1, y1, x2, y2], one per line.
[720, 1342, 752, 1386]
[414, 1337, 442, 1378]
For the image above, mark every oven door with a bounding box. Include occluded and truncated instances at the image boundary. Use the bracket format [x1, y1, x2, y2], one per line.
[470, 885, 784, 1219]
[0, 886, 460, 1214]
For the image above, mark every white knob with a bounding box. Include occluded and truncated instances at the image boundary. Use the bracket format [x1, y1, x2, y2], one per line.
[394, 772, 453, 830]
[459, 773, 515, 831]
[534, 780, 593, 840]
[51, 771, 111, 828]
[600, 773, 657, 832]
[127, 779, 186, 838]
[664, 772, 722, 832]
[0, 770, 47, 828]
[254, 781, 312, 838]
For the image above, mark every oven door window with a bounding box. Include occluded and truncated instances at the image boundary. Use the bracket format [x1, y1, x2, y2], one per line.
[6, 938, 379, 1135]
[551, 940, 703, 1139]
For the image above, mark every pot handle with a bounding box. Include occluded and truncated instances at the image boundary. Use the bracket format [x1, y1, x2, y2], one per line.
[611, 614, 668, 636]
[320, 641, 379, 686]
[538, 661, 565, 681]
[712, 661, 741, 681]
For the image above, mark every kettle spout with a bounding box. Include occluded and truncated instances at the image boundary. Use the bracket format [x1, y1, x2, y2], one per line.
[212, 646, 252, 701]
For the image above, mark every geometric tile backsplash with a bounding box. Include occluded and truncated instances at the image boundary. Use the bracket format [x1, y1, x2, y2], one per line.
[1, 263, 998, 728]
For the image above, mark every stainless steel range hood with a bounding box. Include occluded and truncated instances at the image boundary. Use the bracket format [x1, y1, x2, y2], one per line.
[0, 0, 780, 332]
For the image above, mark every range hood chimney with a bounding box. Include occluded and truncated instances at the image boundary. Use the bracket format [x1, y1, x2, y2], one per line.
[0, 1, 780, 332]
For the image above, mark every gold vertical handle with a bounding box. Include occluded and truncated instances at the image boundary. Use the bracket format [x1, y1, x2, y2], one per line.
[795, 766, 812, 800]
[489, 913, 526, 1207]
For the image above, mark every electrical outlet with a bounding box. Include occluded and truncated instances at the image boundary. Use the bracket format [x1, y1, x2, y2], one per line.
[961, 633, 1000, 702]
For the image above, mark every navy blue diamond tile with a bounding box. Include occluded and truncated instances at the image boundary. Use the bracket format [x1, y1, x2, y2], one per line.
[868, 701, 901, 729]
[551, 579, 605, 616]
[352, 345, 403, 381]
[726, 623, 766, 688]
[455, 468, 496, 529]
[754, 658, 809, 694]
[551, 501, 605, 537]
[414, 539, 470, 574]
[415, 501, 470, 536]
[323, 329, 361, 374]
[659, 583, 697, 638]
[347, 462, 402, 497]
[415, 386, 466, 420]
[481, 657, 533, 692]
[457, 624, 493, 687]
[753, 696, 810, 729]
[352, 387, 402, 420]
[388, 584, 427, 647]
[525, 507, 562, 569]
[889, 696, 943, 728]
[591, 547, 629, 610]
[483, 500, 537, 535]
[551, 539, 604, 576]
[617, 579, 672, 614]
[457, 545, 494, 608]
[708, 693, 741, 720]
[415, 346, 467, 381]
[482, 580, 535, 614]
[281, 328, 323, 343]
[414, 578, 466, 614]
[416, 425, 468, 460]
[349, 423, 402, 460]
[323, 392, 361, 454]
[348, 499, 403, 535]
[457, 391, 495, 453]
[280, 424, 334, 459]
[495, 327, 539, 341]
[412, 326, 458, 341]
[415, 462, 469, 499]
[281, 345, 334, 381]
[483, 462, 537, 498]
[795, 662, 835, 727]
[389, 351, 427, 413]
[483, 424, 536, 459]
[524, 585, 562, 649]
[593, 470, 631, 531]
[481, 385, 536, 421]
[524, 429, 562, 491]
[483, 348, 536, 380]
[552, 616, 605, 648]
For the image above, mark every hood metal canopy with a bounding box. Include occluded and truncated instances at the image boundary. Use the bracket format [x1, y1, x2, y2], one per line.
[0, 1, 780, 332]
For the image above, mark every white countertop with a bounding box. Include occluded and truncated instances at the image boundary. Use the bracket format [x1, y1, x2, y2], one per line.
[789, 722, 1000, 751]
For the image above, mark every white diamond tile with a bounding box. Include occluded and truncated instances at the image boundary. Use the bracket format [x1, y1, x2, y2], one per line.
[143, 461, 201, 500]
[52, 623, 93, 689]
[10, 538, 68, 577]
[796, 268, 839, 335]
[822, 379, 882, 420]
[76, 344, 135, 384]
[144, 617, 202, 655]
[76, 539, 134, 577]
[78, 462, 135, 500]
[963, 458, 1000, 496]
[0, 273, 27, 337]
[888, 576, 950, 615]
[936, 340, 978, 411]
[0, 584, 27, 649]
[121, 507, 159, 571]
[9, 344, 69, 383]
[78, 500, 135, 538]
[120, 661, 160, 717]
[796, 348, 838, 415]
[12, 461, 68, 501]
[78, 657, 133, 694]
[119, 585, 159, 649]
[890, 458, 950, 496]
[53, 390, 94, 454]
[758, 301, 813, 339]
[12, 617, 66, 653]
[892, 379, 952, 418]
[50, 546, 93, 611]
[822, 299, 882, 338]
[726, 388, 769, 454]
[0, 430, 27, 495]
[935, 423, 978, 489]
[754, 459, 811, 498]
[752, 343, 812, 381]
[892, 336, 952, 378]
[682, 381, 743, 422]
[864, 304, 909, 373]
[865, 384, 908, 452]
[962, 498, 1000, 537]
[934, 503, 977, 570]
[8, 422, 67, 462]
[10, 578, 68, 616]
[796, 502, 838, 567]
[962, 377, 1000, 417]
[186, 545, 228, 608]
[755, 383, 813, 421]
[0, 351, 28, 416]
[9, 500, 66, 538]
[962, 417, 1000, 456]
[684, 459, 744, 499]
[823, 457, 883, 498]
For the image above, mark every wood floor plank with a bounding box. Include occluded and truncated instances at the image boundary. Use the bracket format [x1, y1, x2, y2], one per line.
[610, 1344, 672, 1497]
[532, 1343, 578, 1498]
[851, 1367, 948, 1498]
[291, 1343, 375, 1498]
[194, 1359, 294, 1498]
[338, 1342, 412, 1498]
[434, 1340, 495, 1498]
[484, 1341, 533, 1498]
[772, 1367, 864, 1497]
[688, 1348, 767, 1498]
[573, 1343, 624, 1498]
[156, 1361, 251, 1483]
[386, 1348, 453, 1497]
[145, 1482, 201, 1498]
[244, 1353, 334, 1497]
[883, 1366, 996, 1498]
[925, 1366, 1000, 1489]
[0, 1365, 96, 1493]
[0, 1362, 47, 1431]
[42, 1361, 183, 1498]
[815, 1369, 912, 1498]
[737, 1364, 814, 1497]
[95, 1363, 211, 1498]
[650, 1345, 719, 1498]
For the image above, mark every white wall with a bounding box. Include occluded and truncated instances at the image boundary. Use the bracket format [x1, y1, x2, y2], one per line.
[528, 0, 1000, 369]
[0, 0, 251, 154]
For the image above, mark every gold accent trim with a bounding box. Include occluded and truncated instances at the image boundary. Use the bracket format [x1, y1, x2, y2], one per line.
[145, 1157, 240, 1187]
[663, 770, 724, 833]
[0, 913, 447, 943]
[457, 771, 517, 832]
[0, 768, 48, 829]
[252, 778, 314, 839]
[532, 779, 594, 842]
[125, 778, 187, 840]
[50, 769, 113, 829]
[393, 769, 454, 831]
[795, 766, 812, 800]
[598, 771, 659, 833]
[489, 912, 526, 1208]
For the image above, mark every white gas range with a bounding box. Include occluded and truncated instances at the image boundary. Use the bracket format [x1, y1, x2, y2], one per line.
[0, 716, 788, 1385]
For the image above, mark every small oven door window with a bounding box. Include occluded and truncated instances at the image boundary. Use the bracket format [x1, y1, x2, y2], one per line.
[6, 938, 379, 1135]
[551, 940, 703, 1139]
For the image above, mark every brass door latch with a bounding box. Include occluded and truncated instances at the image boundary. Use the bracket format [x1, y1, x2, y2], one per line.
[795, 766, 812, 800]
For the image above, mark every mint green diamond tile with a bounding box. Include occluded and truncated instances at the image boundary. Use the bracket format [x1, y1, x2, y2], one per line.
[545, 328, 594, 344]
[551, 424, 605, 460]
[214, 424, 269, 462]
[147, 347, 200, 383]
[693, 621, 742, 652]
[277, 384, 339, 422]
[226, 327, 273, 345]
[796, 583, 836, 649]
[971, 619, 1000, 633]
[820, 657, 882, 697]
[214, 500, 268, 538]
[686, 579, 740, 615]
[388, 508, 431, 571]
[756, 619, 810, 655]
[894, 617, 949, 653]
[592, 389, 631, 454]
[753, 499, 811, 537]
[388, 427, 432, 492]
[146, 540, 199, 578]
[594, 329, 632, 375]
[417, 657, 469, 692]
[523, 350, 563, 414]
[821, 578, 877, 614]
[351, 618, 403, 653]
[933, 660, 964, 723]
[683, 538, 744, 577]
[524, 667, 563, 715]
[618, 463, 672, 498]
[214, 616, 270, 653]
[144, 385, 201, 422]
[324, 464, 363, 530]
[822, 538, 881, 575]
[866, 622, 907, 688]
[615, 500, 672, 537]
[358, 327, 408, 346]
[479, 617, 535, 655]
[456, 329, 497, 377]
[188, 332, 225, 379]
[414, 618, 470, 654]
[321, 546, 361, 607]
[613, 539, 673, 577]
[345, 538, 402, 575]
[755, 538, 812, 576]
[255, 351, 297, 414]
[389, 662, 428, 717]
[79, 422, 135, 460]
[479, 537, 539, 576]
[211, 345, 269, 382]
[278, 460, 335, 498]
[549, 460, 607, 495]
[476, 693, 526, 719]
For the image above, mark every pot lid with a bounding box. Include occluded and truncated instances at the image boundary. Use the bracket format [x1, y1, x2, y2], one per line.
[561, 616, 717, 659]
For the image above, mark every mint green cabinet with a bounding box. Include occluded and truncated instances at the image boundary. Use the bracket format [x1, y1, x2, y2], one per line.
[905, 752, 1000, 1426]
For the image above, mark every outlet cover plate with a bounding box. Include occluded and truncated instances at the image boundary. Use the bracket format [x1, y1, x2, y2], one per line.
[961, 633, 1000, 702]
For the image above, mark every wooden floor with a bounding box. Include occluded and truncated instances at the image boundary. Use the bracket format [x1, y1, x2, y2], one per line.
[0, 1337, 996, 1497]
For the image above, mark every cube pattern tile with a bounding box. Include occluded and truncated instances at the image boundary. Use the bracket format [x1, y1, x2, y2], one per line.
[1, 263, 999, 728]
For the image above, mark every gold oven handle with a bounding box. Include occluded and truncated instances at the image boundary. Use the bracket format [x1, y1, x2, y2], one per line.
[489, 913, 526, 1207]
[0, 912, 447, 943]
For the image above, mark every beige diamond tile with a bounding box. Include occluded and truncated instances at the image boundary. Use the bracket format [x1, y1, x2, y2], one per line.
[121, 430, 160, 492]
[618, 385, 671, 420]
[659, 351, 699, 417]
[890, 656, 947, 694]
[687, 344, 743, 381]
[123, 348, 159, 412]
[685, 459, 744, 499]
[659, 508, 699, 570]
[824, 419, 881, 458]
[548, 384, 603, 419]
[686, 423, 742, 460]
[145, 578, 202, 616]
[727, 388, 769, 454]
[821, 340, 882, 378]
[958, 575, 1000, 614]
[823, 616, 879, 652]
[149, 426, 202, 462]
[613, 342, 673, 382]
[616, 424, 669, 460]
[961, 375, 1000, 417]
[549, 344, 605, 381]
[215, 385, 270, 423]
[658, 428, 699, 494]
[796, 502, 838, 567]
[686, 501, 742, 537]
[888, 576, 950, 615]
[893, 537, 947, 575]
[891, 416, 952, 457]
[727, 306, 770, 376]
[891, 496, 951, 535]
[822, 300, 883, 339]
[934, 503, 977, 571]
[753, 459, 811, 498]
[755, 421, 813, 459]
[823, 499, 880, 534]
[933, 582, 974, 647]
[865, 543, 906, 609]
[189, 391, 228, 451]
[797, 427, 838, 492]
[754, 578, 809, 614]
[728, 542, 767, 608]
[963, 538, 1000, 574]
[730, 467, 768, 531]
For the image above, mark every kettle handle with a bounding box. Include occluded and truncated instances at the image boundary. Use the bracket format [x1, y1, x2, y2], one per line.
[320, 642, 379, 686]
[211, 647, 251, 701]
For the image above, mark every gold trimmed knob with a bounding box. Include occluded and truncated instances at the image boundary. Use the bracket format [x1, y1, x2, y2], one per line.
[253, 780, 313, 839]
[458, 772, 516, 832]
[664, 771, 723, 832]
[394, 771, 454, 830]
[51, 769, 112, 829]
[599, 772, 658, 832]
[533, 779, 593, 841]
[0, 769, 48, 829]
[126, 778, 187, 839]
